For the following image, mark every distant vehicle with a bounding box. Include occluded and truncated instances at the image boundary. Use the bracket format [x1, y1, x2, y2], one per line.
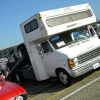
[0, 76, 28, 100]
[7, 3, 100, 86]
[0, 58, 8, 62]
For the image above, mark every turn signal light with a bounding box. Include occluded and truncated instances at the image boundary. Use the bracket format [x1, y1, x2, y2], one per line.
[67, 59, 74, 69]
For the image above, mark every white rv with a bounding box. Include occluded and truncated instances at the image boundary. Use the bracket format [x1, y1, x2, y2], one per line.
[7, 3, 100, 86]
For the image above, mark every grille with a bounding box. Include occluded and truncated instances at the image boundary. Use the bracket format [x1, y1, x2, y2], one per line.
[77, 47, 100, 64]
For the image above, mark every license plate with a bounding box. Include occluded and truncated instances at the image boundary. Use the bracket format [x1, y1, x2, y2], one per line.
[93, 63, 100, 69]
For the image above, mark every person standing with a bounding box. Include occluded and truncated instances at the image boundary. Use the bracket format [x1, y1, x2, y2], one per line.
[0, 60, 7, 78]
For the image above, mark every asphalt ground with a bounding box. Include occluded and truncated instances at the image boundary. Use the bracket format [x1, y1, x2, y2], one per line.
[21, 68, 100, 100]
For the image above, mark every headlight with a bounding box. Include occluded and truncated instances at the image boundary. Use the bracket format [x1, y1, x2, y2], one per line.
[73, 58, 79, 66]
[16, 96, 23, 100]
[10, 96, 23, 100]
[9, 93, 28, 100]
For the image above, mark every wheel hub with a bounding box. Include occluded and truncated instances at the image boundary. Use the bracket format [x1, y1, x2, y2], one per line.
[59, 72, 68, 84]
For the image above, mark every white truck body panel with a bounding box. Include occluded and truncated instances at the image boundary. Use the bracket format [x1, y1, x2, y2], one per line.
[57, 37, 100, 58]
[29, 43, 49, 80]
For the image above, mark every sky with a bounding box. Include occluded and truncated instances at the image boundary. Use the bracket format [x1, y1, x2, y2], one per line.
[0, 0, 100, 50]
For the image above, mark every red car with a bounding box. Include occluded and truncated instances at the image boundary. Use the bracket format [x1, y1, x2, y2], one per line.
[0, 76, 28, 100]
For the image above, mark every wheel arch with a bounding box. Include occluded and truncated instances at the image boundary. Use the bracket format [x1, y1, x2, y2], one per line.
[55, 68, 71, 77]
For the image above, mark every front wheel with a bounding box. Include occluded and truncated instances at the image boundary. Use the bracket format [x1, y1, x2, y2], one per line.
[57, 70, 71, 87]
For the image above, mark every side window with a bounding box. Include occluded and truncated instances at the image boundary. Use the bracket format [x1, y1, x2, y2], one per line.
[35, 41, 53, 55]
[24, 19, 38, 33]
[41, 42, 53, 53]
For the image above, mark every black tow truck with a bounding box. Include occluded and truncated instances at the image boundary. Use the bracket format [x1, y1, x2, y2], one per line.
[6, 43, 36, 83]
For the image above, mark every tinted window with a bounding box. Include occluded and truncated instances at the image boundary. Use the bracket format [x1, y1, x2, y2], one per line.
[49, 32, 72, 49]
[49, 26, 89, 49]
[24, 19, 38, 33]
[41, 41, 53, 53]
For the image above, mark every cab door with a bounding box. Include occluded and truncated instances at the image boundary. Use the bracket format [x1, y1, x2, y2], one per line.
[37, 41, 58, 76]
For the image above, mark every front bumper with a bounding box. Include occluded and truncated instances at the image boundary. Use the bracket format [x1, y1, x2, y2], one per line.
[71, 56, 100, 77]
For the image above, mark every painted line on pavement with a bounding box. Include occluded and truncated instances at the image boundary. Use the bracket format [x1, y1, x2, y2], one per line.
[60, 76, 100, 100]
[47, 70, 100, 100]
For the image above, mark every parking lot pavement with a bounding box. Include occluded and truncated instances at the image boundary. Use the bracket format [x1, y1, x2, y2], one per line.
[22, 69, 100, 100]
[22, 78, 59, 98]
[47, 70, 100, 100]
[60, 76, 100, 100]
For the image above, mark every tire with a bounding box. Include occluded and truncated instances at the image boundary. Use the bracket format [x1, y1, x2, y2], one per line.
[15, 72, 24, 82]
[18, 49, 23, 58]
[57, 69, 71, 87]
[18, 46, 28, 58]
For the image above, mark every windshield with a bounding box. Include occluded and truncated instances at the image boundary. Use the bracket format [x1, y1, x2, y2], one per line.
[49, 25, 95, 49]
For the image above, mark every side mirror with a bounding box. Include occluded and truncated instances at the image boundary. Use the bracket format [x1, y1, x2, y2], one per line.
[38, 50, 43, 55]
[35, 43, 43, 55]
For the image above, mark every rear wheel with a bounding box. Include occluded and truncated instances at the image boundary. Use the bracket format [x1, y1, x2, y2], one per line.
[18, 46, 28, 58]
[57, 69, 71, 87]
[18, 49, 23, 58]
[15, 72, 24, 82]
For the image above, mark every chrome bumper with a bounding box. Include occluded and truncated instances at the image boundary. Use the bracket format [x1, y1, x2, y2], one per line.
[71, 57, 100, 77]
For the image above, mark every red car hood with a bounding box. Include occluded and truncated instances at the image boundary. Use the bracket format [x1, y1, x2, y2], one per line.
[0, 81, 26, 100]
